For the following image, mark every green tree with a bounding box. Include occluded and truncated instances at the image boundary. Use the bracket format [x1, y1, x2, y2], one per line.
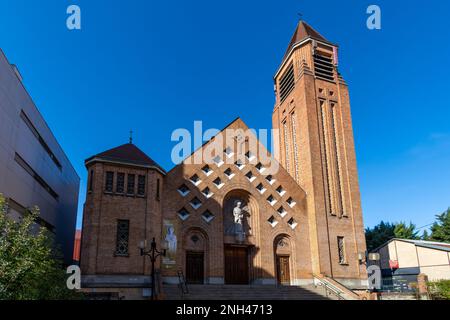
[421, 230, 430, 241]
[393, 222, 419, 240]
[0, 194, 82, 300]
[430, 208, 450, 243]
[365, 221, 395, 252]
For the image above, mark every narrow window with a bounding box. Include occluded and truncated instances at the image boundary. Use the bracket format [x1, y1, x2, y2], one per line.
[279, 63, 295, 102]
[137, 175, 146, 196]
[127, 174, 135, 195]
[283, 121, 290, 173]
[290, 112, 300, 182]
[331, 103, 344, 216]
[88, 170, 94, 192]
[105, 171, 114, 192]
[156, 178, 160, 200]
[116, 173, 125, 193]
[115, 220, 130, 256]
[337, 236, 346, 264]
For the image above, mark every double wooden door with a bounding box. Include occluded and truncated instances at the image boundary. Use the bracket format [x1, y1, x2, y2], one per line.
[224, 246, 248, 284]
[276, 255, 291, 285]
[186, 251, 204, 284]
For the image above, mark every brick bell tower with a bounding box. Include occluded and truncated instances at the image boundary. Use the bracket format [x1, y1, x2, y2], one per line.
[272, 21, 367, 288]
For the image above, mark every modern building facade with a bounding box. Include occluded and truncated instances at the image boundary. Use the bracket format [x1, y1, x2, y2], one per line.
[80, 21, 368, 299]
[370, 239, 450, 292]
[0, 48, 80, 264]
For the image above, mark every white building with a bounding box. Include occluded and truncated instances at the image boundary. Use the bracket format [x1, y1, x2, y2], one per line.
[371, 238, 450, 291]
[0, 49, 80, 264]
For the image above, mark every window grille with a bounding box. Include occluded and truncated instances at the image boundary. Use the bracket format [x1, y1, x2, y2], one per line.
[115, 220, 129, 255]
[279, 64, 295, 102]
[127, 174, 135, 195]
[105, 171, 114, 192]
[116, 173, 125, 193]
[137, 175, 146, 195]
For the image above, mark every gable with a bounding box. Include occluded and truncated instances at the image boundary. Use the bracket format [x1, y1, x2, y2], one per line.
[164, 118, 307, 232]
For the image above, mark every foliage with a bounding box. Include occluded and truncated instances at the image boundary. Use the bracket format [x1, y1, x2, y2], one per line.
[428, 280, 450, 300]
[366, 221, 421, 251]
[393, 222, 419, 240]
[429, 208, 450, 243]
[365, 221, 395, 252]
[0, 194, 82, 300]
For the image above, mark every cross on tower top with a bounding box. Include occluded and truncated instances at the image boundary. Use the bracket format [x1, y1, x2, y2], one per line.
[129, 130, 133, 144]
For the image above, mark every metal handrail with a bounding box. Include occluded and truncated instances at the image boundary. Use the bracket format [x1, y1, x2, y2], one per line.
[313, 275, 345, 300]
[177, 270, 189, 297]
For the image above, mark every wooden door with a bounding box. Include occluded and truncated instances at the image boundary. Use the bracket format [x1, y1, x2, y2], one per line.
[224, 246, 248, 284]
[186, 251, 204, 284]
[276, 255, 290, 285]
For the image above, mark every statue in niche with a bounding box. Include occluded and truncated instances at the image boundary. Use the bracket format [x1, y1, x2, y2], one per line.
[224, 196, 251, 240]
[232, 200, 247, 242]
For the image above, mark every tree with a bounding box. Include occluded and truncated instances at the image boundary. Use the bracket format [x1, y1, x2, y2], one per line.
[365, 221, 395, 252]
[430, 208, 450, 243]
[366, 221, 420, 252]
[0, 194, 82, 300]
[422, 230, 430, 241]
[393, 222, 419, 240]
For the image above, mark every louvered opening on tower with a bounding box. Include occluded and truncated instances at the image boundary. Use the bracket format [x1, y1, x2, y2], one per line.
[313, 53, 335, 82]
[279, 63, 295, 103]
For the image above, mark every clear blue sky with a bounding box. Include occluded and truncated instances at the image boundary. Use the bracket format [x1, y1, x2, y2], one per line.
[1, 0, 449, 233]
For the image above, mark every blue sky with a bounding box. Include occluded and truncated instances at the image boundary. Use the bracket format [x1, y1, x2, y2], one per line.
[1, 0, 449, 232]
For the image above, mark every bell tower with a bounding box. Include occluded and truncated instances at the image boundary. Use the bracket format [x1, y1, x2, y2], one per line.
[272, 21, 367, 287]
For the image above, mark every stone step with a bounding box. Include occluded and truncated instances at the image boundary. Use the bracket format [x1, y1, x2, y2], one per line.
[162, 284, 336, 300]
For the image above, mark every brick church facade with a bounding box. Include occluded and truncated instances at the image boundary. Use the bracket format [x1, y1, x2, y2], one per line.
[80, 21, 368, 299]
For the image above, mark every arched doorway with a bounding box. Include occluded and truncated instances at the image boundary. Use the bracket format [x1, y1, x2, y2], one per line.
[274, 235, 292, 285]
[184, 228, 208, 284]
[222, 189, 259, 284]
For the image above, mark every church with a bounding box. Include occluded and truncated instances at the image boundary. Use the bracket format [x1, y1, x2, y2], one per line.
[79, 21, 368, 299]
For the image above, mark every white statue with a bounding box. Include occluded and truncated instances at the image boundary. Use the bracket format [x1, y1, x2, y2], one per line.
[165, 226, 177, 254]
[233, 201, 245, 241]
[233, 201, 244, 225]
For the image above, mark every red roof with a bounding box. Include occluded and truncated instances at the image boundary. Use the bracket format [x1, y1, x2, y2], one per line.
[85, 143, 165, 173]
[282, 21, 331, 62]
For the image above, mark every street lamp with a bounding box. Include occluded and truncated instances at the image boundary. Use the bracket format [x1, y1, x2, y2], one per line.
[139, 237, 167, 300]
[358, 251, 380, 265]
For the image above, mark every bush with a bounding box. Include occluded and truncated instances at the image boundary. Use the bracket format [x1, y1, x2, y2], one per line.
[428, 280, 450, 300]
[0, 194, 83, 300]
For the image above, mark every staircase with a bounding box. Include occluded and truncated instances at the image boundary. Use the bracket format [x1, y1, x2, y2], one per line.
[162, 284, 339, 300]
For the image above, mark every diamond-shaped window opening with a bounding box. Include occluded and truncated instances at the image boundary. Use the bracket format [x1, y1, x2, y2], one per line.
[245, 171, 256, 182]
[224, 147, 234, 158]
[213, 155, 224, 167]
[288, 217, 298, 229]
[202, 186, 214, 199]
[213, 177, 224, 189]
[191, 235, 200, 243]
[235, 159, 245, 170]
[177, 184, 190, 197]
[256, 183, 266, 194]
[224, 168, 235, 179]
[202, 210, 215, 223]
[265, 175, 276, 185]
[286, 197, 296, 208]
[267, 194, 277, 206]
[276, 185, 286, 197]
[268, 215, 278, 228]
[277, 206, 288, 218]
[255, 162, 266, 173]
[190, 174, 202, 186]
[202, 165, 213, 176]
[178, 208, 190, 221]
[245, 151, 256, 162]
[190, 197, 202, 210]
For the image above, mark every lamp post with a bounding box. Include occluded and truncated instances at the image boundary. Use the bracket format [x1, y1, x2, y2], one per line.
[139, 237, 166, 300]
